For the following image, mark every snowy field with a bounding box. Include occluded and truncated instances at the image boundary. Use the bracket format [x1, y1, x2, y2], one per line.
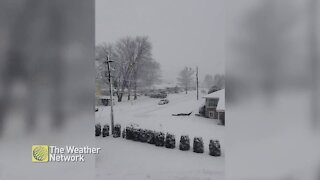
[95, 90, 225, 180]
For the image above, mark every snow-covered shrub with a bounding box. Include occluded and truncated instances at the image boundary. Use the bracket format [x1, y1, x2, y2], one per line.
[125, 126, 134, 140]
[146, 130, 155, 144]
[199, 105, 206, 116]
[95, 124, 102, 136]
[122, 128, 126, 138]
[193, 137, 204, 153]
[133, 128, 140, 141]
[179, 135, 190, 151]
[154, 132, 165, 147]
[209, 140, 221, 156]
[113, 124, 121, 138]
[102, 124, 109, 137]
[139, 129, 148, 143]
[165, 133, 176, 149]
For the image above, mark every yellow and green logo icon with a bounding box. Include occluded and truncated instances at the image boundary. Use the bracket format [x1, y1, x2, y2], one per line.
[32, 145, 49, 162]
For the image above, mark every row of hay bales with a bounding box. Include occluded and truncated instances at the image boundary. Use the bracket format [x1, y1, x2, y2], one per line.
[95, 124, 121, 138]
[95, 123, 221, 156]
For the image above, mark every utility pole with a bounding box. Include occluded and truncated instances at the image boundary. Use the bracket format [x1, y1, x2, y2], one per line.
[196, 66, 199, 100]
[105, 54, 115, 134]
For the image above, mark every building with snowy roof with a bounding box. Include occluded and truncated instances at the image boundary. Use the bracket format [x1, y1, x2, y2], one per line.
[202, 89, 225, 125]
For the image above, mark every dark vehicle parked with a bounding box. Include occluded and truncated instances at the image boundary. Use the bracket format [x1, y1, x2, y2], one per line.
[150, 92, 167, 98]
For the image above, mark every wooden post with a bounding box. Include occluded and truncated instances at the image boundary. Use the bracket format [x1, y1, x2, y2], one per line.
[105, 54, 114, 134]
[196, 66, 199, 100]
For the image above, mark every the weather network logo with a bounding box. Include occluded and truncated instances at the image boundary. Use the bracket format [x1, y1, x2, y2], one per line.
[32, 145, 101, 163]
[32, 145, 49, 162]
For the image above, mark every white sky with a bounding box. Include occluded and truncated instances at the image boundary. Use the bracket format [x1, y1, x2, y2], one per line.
[95, 0, 225, 83]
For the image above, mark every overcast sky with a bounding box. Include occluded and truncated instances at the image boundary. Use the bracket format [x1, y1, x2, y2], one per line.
[96, 0, 225, 83]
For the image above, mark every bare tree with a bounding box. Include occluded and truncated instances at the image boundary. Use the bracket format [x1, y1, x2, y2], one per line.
[213, 74, 225, 89]
[137, 59, 161, 88]
[113, 36, 154, 101]
[177, 67, 194, 94]
[208, 74, 225, 94]
[96, 36, 159, 102]
[131, 36, 153, 100]
[111, 37, 134, 102]
[204, 74, 214, 89]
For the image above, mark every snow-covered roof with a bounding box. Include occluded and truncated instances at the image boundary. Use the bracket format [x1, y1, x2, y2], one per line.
[203, 89, 225, 111]
[96, 95, 116, 100]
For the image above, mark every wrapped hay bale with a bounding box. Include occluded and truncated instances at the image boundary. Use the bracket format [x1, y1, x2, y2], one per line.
[113, 124, 121, 138]
[193, 137, 204, 153]
[146, 130, 155, 144]
[179, 135, 190, 151]
[95, 124, 101, 136]
[154, 132, 165, 147]
[125, 126, 134, 140]
[165, 133, 176, 149]
[209, 140, 221, 156]
[102, 124, 109, 137]
[139, 129, 148, 143]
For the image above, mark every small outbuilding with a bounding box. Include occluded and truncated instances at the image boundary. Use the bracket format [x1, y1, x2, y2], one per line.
[96, 95, 115, 106]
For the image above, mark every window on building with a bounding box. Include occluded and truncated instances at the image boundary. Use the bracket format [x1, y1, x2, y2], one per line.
[208, 98, 218, 107]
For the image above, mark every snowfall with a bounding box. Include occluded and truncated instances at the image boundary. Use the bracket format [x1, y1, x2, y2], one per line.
[95, 90, 225, 180]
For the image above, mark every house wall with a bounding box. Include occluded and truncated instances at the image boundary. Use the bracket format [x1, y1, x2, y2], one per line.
[205, 98, 219, 119]
[205, 98, 219, 107]
[218, 111, 225, 125]
[206, 109, 218, 119]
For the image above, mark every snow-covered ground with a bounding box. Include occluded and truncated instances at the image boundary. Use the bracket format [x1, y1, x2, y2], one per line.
[95, 90, 225, 180]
